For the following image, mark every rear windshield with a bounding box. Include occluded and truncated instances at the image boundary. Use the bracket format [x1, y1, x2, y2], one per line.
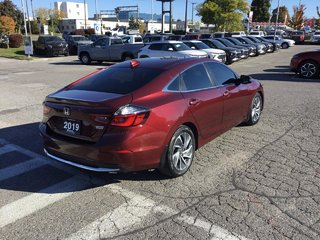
[69, 67, 162, 94]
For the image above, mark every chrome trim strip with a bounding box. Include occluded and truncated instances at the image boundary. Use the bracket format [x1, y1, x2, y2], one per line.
[44, 149, 120, 172]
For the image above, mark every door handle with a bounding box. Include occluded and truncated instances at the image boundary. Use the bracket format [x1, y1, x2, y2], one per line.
[223, 90, 230, 96]
[189, 98, 201, 105]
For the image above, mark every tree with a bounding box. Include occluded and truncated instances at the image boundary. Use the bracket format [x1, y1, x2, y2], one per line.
[251, 0, 271, 22]
[0, 0, 23, 32]
[270, 6, 289, 24]
[128, 16, 140, 29]
[35, 8, 50, 25]
[0, 16, 16, 34]
[48, 9, 64, 33]
[288, 4, 306, 30]
[197, 0, 249, 32]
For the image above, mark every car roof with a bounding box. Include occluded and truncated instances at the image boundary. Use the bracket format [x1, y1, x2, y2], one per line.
[111, 58, 212, 71]
[146, 40, 183, 44]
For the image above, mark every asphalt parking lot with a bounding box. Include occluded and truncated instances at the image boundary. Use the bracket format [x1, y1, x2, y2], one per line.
[0, 45, 320, 240]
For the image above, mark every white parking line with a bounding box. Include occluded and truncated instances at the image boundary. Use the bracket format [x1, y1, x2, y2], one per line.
[65, 185, 250, 240]
[0, 175, 90, 228]
[0, 144, 15, 155]
[0, 157, 45, 182]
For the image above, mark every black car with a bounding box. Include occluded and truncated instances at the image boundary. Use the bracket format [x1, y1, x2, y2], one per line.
[33, 36, 69, 57]
[65, 35, 92, 54]
[234, 37, 267, 55]
[226, 37, 258, 56]
[215, 38, 249, 59]
[201, 39, 241, 64]
[245, 36, 275, 53]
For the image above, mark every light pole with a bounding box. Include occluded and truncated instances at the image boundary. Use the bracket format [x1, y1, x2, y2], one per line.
[21, 0, 27, 36]
[25, 0, 32, 35]
[84, 0, 87, 29]
[273, 0, 280, 41]
[191, 2, 196, 29]
[184, 0, 188, 33]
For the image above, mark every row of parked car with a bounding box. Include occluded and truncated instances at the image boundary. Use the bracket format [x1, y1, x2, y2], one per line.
[74, 33, 295, 66]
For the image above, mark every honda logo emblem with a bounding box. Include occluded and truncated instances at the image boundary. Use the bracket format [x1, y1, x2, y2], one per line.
[63, 107, 70, 116]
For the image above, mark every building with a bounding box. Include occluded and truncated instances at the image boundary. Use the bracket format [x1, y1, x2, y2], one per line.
[54, 1, 88, 20]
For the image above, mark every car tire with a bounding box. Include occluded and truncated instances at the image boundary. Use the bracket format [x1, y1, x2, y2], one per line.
[243, 92, 263, 126]
[122, 54, 133, 61]
[281, 42, 289, 49]
[298, 60, 319, 79]
[159, 125, 195, 178]
[80, 53, 91, 65]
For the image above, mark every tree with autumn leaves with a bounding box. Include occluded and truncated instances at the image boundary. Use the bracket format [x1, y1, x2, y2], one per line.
[0, 16, 16, 34]
[288, 4, 306, 30]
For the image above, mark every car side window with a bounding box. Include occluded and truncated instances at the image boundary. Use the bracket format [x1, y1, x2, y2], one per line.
[181, 64, 213, 91]
[94, 39, 105, 47]
[205, 62, 237, 86]
[161, 43, 173, 51]
[149, 43, 163, 50]
[166, 76, 180, 91]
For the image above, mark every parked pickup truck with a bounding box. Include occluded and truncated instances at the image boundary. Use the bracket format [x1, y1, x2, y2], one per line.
[33, 36, 69, 57]
[78, 36, 144, 64]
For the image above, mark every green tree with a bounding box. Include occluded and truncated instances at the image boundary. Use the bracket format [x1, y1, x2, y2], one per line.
[128, 16, 140, 29]
[0, 0, 23, 32]
[251, 0, 271, 22]
[270, 6, 289, 24]
[288, 4, 306, 30]
[197, 0, 249, 32]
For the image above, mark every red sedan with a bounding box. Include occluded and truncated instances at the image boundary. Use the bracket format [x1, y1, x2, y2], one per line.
[40, 58, 264, 177]
[290, 50, 320, 78]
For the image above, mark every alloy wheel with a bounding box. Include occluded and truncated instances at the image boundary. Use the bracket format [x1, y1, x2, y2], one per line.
[171, 131, 193, 171]
[300, 62, 317, 78]
[251, 94, 262, 123]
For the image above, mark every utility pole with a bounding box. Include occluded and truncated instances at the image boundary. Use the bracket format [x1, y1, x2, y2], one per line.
[30, 0, 35, 20]
[191, 2, 196, 27]
[95, 0, 98, 21]
[151, 0, 153, 21]
[268, 0, 273, 26]
[184, 0, 188, 33]
[21, 0, 27, 36]
[25, 0, 32, 35]
[274, 0, 280, 41]
[84, 0, 87, 29]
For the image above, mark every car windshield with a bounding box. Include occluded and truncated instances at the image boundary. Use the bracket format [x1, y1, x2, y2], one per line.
[173, 43, 191, 51]
[211, 40, 225, 48]
[194, 42, 210, 49]
[249, 37, 261, 43]
[73, 36, 88, 41]
[242, 37, 255, 44]
[219, 39, 234, 47]
[228, 38, 242, 45]
[69, 67, 163, 94]
[250, 32, 260, 35]
[46, 36, 63, 42]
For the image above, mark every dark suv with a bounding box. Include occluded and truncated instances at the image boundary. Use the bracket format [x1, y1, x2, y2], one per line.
[33, 36, 69, 57]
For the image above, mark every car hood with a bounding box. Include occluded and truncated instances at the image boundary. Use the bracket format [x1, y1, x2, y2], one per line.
[201, 49, 225, 54]
[179, 50, 208, 56]
[76, 40, 93, 45]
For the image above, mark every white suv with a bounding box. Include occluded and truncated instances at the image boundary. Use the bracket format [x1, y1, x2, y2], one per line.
[138, 41, 208, 59]
[231, 31, 246, 37]
[249, 31, 265, 37]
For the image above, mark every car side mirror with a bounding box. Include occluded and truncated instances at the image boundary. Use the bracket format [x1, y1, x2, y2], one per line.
[239, 75, 251, 84]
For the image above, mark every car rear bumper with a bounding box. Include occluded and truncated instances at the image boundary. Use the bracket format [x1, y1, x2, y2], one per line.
[40, 123, 164, 172]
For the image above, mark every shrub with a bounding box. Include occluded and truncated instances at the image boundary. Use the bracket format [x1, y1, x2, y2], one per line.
[9, 34, 23, 48]
[85, 28, 95, 35]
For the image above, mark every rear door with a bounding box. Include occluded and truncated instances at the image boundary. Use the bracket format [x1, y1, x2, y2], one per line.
[204, 62, 251, 129]
[108, 38, 124, 60]
[180, 63, 224, 139]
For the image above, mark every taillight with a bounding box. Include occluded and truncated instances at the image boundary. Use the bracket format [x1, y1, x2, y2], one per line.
[43, 104, 52, 115]
[111, 105, 150, 127]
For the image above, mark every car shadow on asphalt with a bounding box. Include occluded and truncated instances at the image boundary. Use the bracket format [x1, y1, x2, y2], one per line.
[49, 60, 115, 67]
[0, 122, 168, 194]
[250, 66, 320, 82]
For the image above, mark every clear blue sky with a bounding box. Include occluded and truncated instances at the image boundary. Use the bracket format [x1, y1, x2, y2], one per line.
[11, 0, 318, 21]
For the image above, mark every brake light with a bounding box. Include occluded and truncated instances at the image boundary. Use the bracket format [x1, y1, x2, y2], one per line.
[111, 105, 150, 127]
[130, 60, 140, 69]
